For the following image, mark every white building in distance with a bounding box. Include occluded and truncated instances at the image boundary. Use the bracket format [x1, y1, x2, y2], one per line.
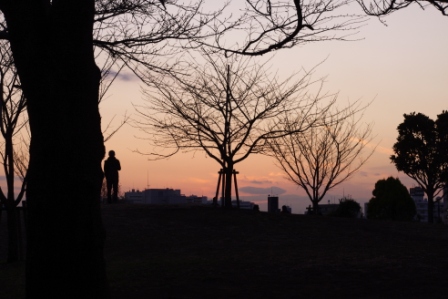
[410, 186, 447, 223]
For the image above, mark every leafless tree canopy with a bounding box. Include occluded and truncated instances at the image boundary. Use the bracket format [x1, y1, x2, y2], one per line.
[0, 37, 28, 263]
[136, 52, 340, 207]
[267, 102, 374, 212]
[136, 53, 337, 166]
[0, 18, 129, 186]
[91, 0, 448, 65]
[92, 0, 367, 73]
[0, 40, 27, 207]
[93, 0, 231, 78]
[203, 0, 366, 56]
[356, 0, 448, 16]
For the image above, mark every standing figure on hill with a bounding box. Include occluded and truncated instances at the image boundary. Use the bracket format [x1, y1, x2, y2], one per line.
[104, 150, 121, 203]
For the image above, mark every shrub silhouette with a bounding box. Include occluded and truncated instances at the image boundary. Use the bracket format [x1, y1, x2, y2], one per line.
[367, 177, 416, 221]
[331, 197, 361, 218]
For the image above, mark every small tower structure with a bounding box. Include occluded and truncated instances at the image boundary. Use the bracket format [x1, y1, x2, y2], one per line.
[267, 195, 279, 213]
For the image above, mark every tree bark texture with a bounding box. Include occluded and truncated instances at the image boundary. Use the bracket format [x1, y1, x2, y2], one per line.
[1, 1, 108, 298]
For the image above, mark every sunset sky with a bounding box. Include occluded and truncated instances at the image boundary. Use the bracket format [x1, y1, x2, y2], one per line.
[98, 4, 446, 214]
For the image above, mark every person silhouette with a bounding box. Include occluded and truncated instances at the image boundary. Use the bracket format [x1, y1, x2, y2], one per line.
[104, 150, 121, 204]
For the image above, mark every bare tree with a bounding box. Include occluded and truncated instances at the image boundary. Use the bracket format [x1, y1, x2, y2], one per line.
[0, 39, 28, 262]
[267, 103, 374, 214]
[136, 53, 338, 208]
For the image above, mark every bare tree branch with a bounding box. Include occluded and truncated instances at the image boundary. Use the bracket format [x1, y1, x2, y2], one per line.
[93, 0, 234, 79]
[267, 100, 375, 214]
[197, 0, 367, 56]
[135, 52, 339, 206]
[103, 113, 130, 142]
[356, 0, 448, 17]
[0, 39, 28, 209]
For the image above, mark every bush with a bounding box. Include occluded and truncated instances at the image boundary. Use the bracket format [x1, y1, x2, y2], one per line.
[367, 177, 416, 221]
[331, 197, 361, 218]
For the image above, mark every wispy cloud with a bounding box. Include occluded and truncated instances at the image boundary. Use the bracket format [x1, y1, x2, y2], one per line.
[239, 172, 288, 185]
[239, 186, 286, 195]
[246, 179, 272, 185]
[238, 174, 273, 185]
[104, 70, 137, 82]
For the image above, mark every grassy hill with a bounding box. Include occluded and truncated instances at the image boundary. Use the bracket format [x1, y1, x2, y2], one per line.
[2, 204, 448, 298]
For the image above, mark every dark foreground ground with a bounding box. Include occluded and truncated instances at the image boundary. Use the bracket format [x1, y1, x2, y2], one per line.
[1, 204, 448, 298]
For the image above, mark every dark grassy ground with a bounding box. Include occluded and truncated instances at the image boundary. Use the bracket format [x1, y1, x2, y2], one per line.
[2, 204, 448, 298]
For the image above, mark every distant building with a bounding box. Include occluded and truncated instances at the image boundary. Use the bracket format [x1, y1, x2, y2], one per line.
[124, 188, 207, 205]
[410, 186, 447, 223]
[304, 203, 338, 215]
[124, 188, 261, 210]
[186, 194, 208, 205]
[214, 198, 256, 209]
[410, 186, 427, 221]
[318, 204, 339, 216]
[232, 200, 256, 210]
[267, 195, 279, 213]
[124, 189, 145, 204]
[281, 205, 292, 214]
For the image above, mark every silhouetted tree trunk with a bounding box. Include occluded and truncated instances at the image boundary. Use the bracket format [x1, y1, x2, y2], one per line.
[427, 187, 435, 224]
[0, 41, 28, 263]
[312, 200, 320, 215]
[223, 163, 234, 209]
[5, 206, 19, 261]
[2, 128, 26, 262]
[0, 1, 108, 298]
